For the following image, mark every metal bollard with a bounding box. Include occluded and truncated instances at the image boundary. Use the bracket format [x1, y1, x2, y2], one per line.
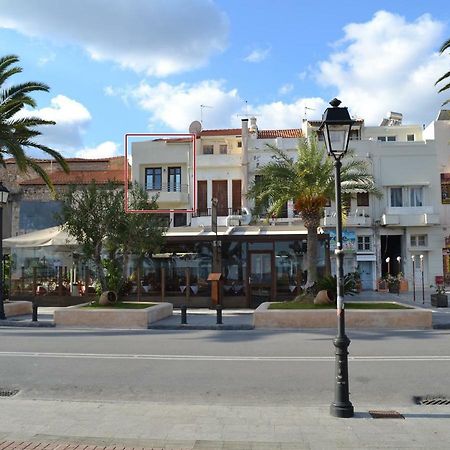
[32, 301, 38, 322]
[216, 305, 223, 325]
[181, 305, 187, 324]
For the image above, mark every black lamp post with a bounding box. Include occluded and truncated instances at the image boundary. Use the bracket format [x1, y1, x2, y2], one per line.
[412, 255, 416, 303]
[319, 98, 355, 418]
[0, 182, 10, 320]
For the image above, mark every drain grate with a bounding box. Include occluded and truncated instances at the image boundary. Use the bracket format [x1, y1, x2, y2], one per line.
[369, 410, 405, 419]
[0, 388, 19, 397]
[414, 396, 450, 405]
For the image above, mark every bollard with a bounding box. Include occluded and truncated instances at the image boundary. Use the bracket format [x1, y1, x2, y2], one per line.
[181, 305, 187, 324]
[216, 305, 223, 325]
[32, 300, 38, 322]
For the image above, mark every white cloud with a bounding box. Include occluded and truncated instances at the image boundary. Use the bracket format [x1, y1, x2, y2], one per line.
[107, 80, 326, 131]
[0, 0, 228, 76]
[244, 47, 271, 63]
[278, 83, 294, 95]
[37, 52, 56, 66]
[16, 95, 92, 151]
[75, 141, 120, 159]
[316, 11, 448, 124]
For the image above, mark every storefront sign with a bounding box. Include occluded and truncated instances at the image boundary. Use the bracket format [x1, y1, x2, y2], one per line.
[441, 173, 450, 204]
[329, 230, 356, 253]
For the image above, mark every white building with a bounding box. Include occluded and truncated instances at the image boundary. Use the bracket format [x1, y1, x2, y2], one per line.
[131, 110, 450, 301]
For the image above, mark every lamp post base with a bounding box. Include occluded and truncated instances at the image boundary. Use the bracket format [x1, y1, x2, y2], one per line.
[330, 402, 354, 418]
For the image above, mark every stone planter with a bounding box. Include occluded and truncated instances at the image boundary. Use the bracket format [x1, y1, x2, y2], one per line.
[54, 302, 173, 328]
[253, 302, 432, 329]
[399, 279, 409, 292]
[377, 279, 389, 293]
[430, 294, 448, 308]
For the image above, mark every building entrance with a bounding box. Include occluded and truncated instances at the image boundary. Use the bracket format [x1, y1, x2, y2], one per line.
[248, 251, 273, 308]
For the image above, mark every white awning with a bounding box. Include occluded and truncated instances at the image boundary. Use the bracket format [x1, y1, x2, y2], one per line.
[3, 226, 78, 248]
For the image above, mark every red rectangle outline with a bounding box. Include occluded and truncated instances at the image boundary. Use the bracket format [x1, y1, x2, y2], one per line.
[124, 133, 197, 214]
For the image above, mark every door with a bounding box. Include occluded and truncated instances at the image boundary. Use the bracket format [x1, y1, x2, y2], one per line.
[197, 180, 207, 215]
[212, 180, 228, 216]
[232, 179, 242, 214]
[359, 261, 373, 290]
[248, 251, 273, 308]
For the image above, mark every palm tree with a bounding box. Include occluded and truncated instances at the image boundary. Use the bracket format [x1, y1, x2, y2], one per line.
[0, 54, 68, 189]
[436, 38, 450, 106]
[247, 136, 381, 286]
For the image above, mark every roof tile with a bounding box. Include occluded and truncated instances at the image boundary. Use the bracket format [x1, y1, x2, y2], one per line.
[19, 170, 125, 186]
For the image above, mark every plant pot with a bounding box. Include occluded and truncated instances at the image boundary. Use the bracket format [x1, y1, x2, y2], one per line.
[377, 279, 389, 293]
[389, 282, 400, 294]
[431, 294, 448, 307]
[399, 279, 408, 292]
[99, 290, 118, 305]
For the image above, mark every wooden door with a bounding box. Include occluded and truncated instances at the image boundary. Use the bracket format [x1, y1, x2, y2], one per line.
[212, 180, 228, 216]
[232, 179, 242, 213]
[197, 180, 207, 215]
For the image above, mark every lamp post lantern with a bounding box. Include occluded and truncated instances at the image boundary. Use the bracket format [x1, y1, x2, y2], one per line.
[0, 182, 10, 320]
[319, 98, 354, 418]
[385, 257, 391, 275]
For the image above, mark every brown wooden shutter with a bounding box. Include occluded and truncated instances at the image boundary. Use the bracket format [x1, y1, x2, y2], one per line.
[232, 179, 242, 213]
[197, 180, 207, 215]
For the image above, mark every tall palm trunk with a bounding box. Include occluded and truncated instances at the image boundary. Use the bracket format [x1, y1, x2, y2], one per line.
[301, 210, 322, 287]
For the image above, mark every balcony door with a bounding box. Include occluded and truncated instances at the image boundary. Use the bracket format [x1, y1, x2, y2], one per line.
[212, 180, 228, 216]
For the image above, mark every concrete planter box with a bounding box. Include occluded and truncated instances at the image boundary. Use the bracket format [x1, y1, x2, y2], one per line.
[254, 302, 432, 329]
[431, 294, 448, 308]
[4, 301, 32, 317]
[54, 302, 173, 329]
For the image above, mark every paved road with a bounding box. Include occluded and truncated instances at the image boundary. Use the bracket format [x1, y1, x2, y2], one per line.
[1, 327, 449, 407]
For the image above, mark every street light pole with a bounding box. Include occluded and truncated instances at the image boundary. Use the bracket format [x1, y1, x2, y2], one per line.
[319, 98, 354, 418]
[0, 182, 10, 320]
[412, 255, 416, 303]
[420, 254, 424, 304]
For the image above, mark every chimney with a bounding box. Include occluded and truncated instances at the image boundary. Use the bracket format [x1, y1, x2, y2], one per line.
[249, 116, 258, 133]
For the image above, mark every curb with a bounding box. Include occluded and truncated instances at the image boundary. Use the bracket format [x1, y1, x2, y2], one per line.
[0, 320, 55, 328]
[148, 324, 255, 330]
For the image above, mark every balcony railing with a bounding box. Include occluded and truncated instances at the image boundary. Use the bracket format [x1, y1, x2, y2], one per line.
[145, 183, 188, 193]
[192, 208, 242, 217]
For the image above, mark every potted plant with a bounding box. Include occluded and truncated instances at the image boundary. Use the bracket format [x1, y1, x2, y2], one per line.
[386, 274, 400, 294]
[430, 284, 448, 307]
[377, 277, 389, 293]
[397, 272, 408, 292]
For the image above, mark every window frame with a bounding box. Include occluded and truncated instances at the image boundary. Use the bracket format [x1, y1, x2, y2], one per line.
[357, 235, 372, 252]
[356, 192, 369, 207]
[219, 144, 228, 155]
[168, 166, 181, 192]
[202, 144, 214, 155]
[145, 167, 162, 190]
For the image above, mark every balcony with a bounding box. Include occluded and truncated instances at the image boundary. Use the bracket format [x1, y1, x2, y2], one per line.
[146, 183, 189, 206]
[321, 210, 373, 227]
[381, 207, 440, 226]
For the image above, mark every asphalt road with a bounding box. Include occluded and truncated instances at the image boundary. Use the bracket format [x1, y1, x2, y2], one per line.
[1, 327, 449, 407]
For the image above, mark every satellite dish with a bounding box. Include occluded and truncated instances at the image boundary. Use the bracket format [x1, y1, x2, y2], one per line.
[189, 120, 202, 136]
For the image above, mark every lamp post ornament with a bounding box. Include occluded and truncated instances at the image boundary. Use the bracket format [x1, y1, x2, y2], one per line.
[319, 98, 354, 418]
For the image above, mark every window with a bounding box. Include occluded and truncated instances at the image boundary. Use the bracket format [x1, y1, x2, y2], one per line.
[377, 136, 386, 142]
[203, 145, 213, 155]
[387, 136, 396, 142]
[168, 167, 181, 192]
[410, 187, 423, 206]
[357, 236, 372, 252]
[219, 144, 228, 154]
[378, 136, 396, 142]
[349, 130, 360, 140]
[410, 234, 427, 247]
[145, 167, 162, 190]
[407, 134, 415, 142]
[356, 192, 369, 207]
[237, 141, 242, 148]
[390, 187, 403, 207]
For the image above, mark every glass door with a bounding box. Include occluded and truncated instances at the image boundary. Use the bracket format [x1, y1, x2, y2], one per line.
[248, 251, 273, 308]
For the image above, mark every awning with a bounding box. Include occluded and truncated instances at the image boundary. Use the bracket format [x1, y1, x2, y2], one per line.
[3, 226, 78, 248]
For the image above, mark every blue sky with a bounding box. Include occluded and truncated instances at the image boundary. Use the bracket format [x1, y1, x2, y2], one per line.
[0, 0, 449, 159]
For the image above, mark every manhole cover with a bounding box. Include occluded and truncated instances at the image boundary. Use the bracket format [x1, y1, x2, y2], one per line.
[369, 410, 404, 419]
[0, 388, 19, 397]
[414, 396, 450, 405]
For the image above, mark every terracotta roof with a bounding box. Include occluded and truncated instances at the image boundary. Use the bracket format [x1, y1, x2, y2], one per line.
[19, 170, 125, 186]
[257, 129, 303, 139]
[5, 156, 124, 164]
[200, 129, 242, 137]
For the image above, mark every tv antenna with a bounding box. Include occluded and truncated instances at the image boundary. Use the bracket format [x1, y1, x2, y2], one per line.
[236, 100, 260, 119]
[304, 106, 315, 120]
[200, 104, 213, 126]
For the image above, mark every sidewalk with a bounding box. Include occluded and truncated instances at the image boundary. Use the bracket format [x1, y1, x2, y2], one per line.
[1, 291, 450, 329]
[1, 398, 450, 449]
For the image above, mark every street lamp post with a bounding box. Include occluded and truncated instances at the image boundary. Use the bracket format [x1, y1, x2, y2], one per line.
[385, 257, 390, 275]
[412, 255, 416, 303]
[420, 254, 425, 304]
[319, 98, 355, 418]
[0, 182, 10, 320]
